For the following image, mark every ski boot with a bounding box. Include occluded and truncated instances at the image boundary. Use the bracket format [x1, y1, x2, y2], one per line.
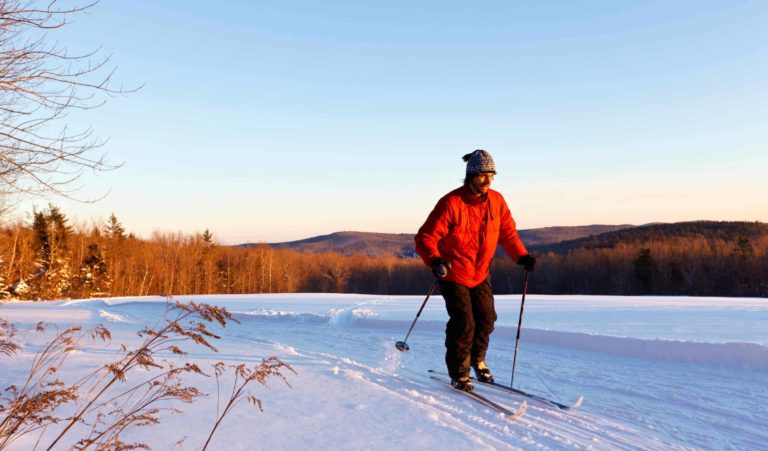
[451, 375, 474, 392]
[473, 361, 494, 383]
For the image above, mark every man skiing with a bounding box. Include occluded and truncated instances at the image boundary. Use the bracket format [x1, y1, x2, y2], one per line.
[415, 149, 536, 392]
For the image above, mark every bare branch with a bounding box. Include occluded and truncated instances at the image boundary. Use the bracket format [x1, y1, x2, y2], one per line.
[0, 0, 137, 201]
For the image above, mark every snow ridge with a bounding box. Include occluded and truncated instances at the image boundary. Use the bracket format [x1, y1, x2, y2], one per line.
[234, 311, 768, 370]
[507, 327, 768, 370]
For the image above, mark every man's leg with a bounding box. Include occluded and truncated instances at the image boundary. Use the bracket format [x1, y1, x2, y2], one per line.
[439, 280, 474, 380]
[470, 277, 496, 367]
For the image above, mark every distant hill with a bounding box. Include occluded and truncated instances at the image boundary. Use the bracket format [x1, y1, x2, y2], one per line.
[518, 225, 634, 249]
[249, 231, 416, 258]
[237, 224, 634, 258]
[539, 221, 768, 254]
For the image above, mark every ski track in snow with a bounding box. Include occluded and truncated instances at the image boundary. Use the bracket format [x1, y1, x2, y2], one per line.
[267, 341, 683, 450]
[1, 294, 767, 450]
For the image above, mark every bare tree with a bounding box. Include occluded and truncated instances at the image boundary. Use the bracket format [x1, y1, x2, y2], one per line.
[0, 0, 135, 200]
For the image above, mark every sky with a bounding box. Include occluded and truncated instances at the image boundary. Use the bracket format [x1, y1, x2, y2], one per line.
[10, 0, 768, 243]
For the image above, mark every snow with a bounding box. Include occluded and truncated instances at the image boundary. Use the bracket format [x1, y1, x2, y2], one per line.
[1, 294, 767, 450]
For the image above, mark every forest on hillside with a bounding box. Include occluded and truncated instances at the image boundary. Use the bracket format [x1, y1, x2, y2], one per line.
[1, 207, 766, 300]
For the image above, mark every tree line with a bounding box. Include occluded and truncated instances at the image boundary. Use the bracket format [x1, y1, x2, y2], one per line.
[1, 206, 766, 300]
[510, 233, 767, 297]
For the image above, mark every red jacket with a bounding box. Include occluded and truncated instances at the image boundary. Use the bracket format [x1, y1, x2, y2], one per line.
[415, 186, 528, 288]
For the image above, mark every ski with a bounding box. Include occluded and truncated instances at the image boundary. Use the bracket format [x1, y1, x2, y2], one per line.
[428, 369, 583, 410]
[478, 380, 583, 410]
[429, 375, 526, 421]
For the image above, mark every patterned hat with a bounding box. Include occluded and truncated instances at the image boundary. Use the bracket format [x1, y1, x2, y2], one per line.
[463, 149, 496, 175]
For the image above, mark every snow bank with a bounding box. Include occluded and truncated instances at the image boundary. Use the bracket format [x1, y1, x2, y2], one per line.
[388, 320, 768, 370]
[227, 305, 768, 370]
[233, 309, 768, 370]
[499, 326, 768, 370]
[5, 295, 767, 372]
[234, 306, 378, 326]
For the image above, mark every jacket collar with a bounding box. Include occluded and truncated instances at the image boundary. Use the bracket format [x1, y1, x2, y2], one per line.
[459, 184, 487, 205]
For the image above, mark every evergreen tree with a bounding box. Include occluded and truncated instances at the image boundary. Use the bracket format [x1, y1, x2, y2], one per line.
[28, 205, 73, 299]
[202, 229, 214, 248]
[105, 213, 126, 240]
[32, 205, 72, 259]
[77, 243, 111, 297]
[196, 229, 216, 294]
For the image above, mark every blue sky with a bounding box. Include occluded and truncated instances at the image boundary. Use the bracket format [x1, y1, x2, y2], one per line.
[15, 0, 768, 243]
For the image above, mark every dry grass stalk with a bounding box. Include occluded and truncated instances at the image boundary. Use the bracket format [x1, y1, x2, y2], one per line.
[0, 319, 21, 356]
[203, 357, 295, 451]
[43, 301, 235, 450]
[0, 300, 291, 450]
[0, 321, 110, 449]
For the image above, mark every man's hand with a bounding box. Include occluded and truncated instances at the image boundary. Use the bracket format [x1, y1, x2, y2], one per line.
[517, 254, 536, 272]
[431, 258, 451, 278]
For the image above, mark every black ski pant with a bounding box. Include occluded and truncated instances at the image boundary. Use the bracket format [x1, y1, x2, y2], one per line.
[439, 277, 496, 380]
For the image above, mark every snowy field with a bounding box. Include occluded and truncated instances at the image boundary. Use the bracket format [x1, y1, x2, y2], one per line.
[2, 293, 767, 450]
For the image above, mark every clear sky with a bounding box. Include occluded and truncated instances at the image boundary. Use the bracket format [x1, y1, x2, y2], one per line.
[13, 0, 768, 243]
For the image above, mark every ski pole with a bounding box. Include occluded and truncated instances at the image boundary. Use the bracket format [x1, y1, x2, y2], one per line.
[395, 279, 439, 352]
[510, 270, 530, 387]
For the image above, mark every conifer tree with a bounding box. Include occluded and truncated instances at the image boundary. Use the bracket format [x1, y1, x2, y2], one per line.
[196, 229, 216, 294]
[202, 229, 214, 248]
[77, 243, 111, 297]
[27, 205, 73, 299]
[105, 213, 127, 240]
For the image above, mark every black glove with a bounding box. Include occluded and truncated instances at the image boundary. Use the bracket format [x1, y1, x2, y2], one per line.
[517, 254, 536, 272]
[431, 258, 451, 278]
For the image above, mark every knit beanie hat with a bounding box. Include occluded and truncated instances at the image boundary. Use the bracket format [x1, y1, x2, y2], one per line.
[463, 149, 496, 175]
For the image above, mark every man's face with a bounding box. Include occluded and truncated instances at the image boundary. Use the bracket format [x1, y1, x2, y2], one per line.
[469, 172, 494, 195]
